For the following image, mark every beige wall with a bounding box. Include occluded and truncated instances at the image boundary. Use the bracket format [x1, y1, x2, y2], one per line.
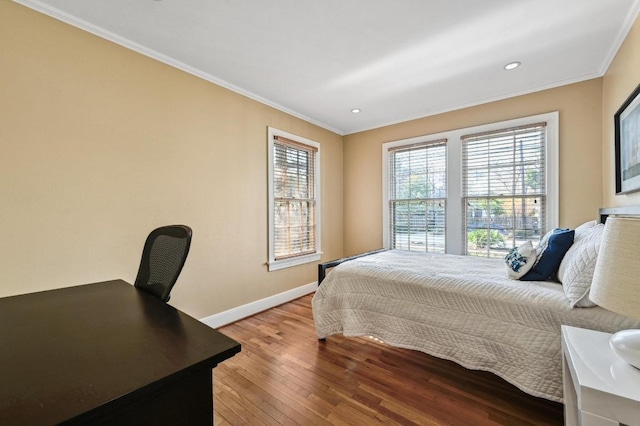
[4, 1, 637, 317]
[0, 2, 343, 318]
[343, 80, 604, 256]
[602, 12, 640, 207]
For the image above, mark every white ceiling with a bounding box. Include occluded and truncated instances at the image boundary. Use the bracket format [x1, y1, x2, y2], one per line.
[14, 0, 640, 135]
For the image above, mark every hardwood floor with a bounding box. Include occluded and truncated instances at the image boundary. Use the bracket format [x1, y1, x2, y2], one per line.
[213, 294, 563, 425]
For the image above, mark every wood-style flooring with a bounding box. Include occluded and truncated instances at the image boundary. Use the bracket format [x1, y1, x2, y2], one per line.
[213, 294, 563, 425]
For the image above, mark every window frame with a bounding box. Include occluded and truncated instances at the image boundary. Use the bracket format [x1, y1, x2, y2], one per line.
[267, 127, 322, 271]
[382, 112, 558, 255]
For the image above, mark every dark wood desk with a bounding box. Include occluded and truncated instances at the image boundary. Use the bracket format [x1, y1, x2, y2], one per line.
[0, 280, 240, 425]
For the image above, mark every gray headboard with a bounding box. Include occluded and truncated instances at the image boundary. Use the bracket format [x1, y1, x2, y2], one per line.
[599, 206, 640, 223]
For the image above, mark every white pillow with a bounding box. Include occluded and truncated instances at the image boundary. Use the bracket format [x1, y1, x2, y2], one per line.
[558, 223, 604, 308]
[557, 221, 600, 281]
[574, 220, 597, 235]
[504, 241, 536, 279]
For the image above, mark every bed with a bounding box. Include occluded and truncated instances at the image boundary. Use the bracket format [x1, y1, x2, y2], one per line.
[311, 207, 640, 403]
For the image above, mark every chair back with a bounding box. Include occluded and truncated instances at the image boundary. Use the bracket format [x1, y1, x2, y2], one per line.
[134, 225, 192, 302]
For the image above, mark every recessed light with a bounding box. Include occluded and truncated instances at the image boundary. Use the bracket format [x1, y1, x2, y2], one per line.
[351, 108, 361, 114]
[504, 62, 521, 70]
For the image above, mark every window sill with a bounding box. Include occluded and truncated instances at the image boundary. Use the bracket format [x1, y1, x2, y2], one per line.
[268, 252, 322, 272]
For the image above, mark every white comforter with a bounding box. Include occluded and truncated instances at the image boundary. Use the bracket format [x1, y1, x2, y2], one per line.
[312, 250, 640, 402]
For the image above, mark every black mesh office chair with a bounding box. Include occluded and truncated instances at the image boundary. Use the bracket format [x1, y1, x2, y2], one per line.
[134, 225, 192, 302]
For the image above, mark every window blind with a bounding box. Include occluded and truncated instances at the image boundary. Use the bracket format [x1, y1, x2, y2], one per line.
[462, 123, 546, 257]
[388, 139, 447, 253]
[273, 136, 317, 260]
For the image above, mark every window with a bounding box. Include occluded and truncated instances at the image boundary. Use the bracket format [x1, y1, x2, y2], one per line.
[462, 123, 546, 257]
[387, 139, 447, 252]
[383, 112, 558, 256]
[268, 128, 321, 271]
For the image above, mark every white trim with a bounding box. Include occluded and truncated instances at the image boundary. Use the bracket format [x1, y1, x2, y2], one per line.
[267, 252, 322, 272]
[346, 76, 595, 135]
[267, 127, 322, 271]
[545, 112, 560, 231]
[199, 281, 317, 329]
[599, 0, 640, 76]
[11, 0, 343, 136]
[382, 111, 559, 255]
[14, 0, 634, 137]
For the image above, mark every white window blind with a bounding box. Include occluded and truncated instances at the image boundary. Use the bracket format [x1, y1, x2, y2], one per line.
[388, 139, 447, 253]
[273, 136, 317, 260]
[462, 122, 547, 258]
[268, 127, 321, 271]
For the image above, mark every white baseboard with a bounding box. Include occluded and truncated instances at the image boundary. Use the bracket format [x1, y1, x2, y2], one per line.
[200, 281, 318, 329]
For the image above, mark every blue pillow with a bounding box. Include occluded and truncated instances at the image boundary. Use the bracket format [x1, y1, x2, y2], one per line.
[520, 228, 574, 281]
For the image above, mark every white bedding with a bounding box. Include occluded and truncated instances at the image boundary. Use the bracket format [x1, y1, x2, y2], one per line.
[311, 250, 640, 402]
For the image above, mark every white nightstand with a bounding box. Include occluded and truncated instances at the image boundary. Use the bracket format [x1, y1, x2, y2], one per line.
[562, 325, 640, 426]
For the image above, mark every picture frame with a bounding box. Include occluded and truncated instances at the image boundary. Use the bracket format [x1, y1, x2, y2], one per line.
[615, 83, 640, 194]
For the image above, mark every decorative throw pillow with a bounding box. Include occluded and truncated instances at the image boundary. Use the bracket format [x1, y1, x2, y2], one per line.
[504, 241, 536, 279]
[557, 224, 605, 308]
[520, 228, 575, 281]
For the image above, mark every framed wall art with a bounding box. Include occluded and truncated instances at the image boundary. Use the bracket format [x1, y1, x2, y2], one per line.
[615, 83, 640, 194]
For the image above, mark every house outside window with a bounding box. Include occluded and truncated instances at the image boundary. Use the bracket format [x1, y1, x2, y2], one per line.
[268, 128, 321, 271]
[383, 112, 558, 256]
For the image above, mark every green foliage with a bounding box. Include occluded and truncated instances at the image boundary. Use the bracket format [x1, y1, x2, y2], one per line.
[467, 229, 505, 249]
[488, 199, 505, 217]
[526, 169, 540, 191]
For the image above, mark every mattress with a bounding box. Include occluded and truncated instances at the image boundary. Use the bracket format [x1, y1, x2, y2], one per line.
[311, 250, 640, 402]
